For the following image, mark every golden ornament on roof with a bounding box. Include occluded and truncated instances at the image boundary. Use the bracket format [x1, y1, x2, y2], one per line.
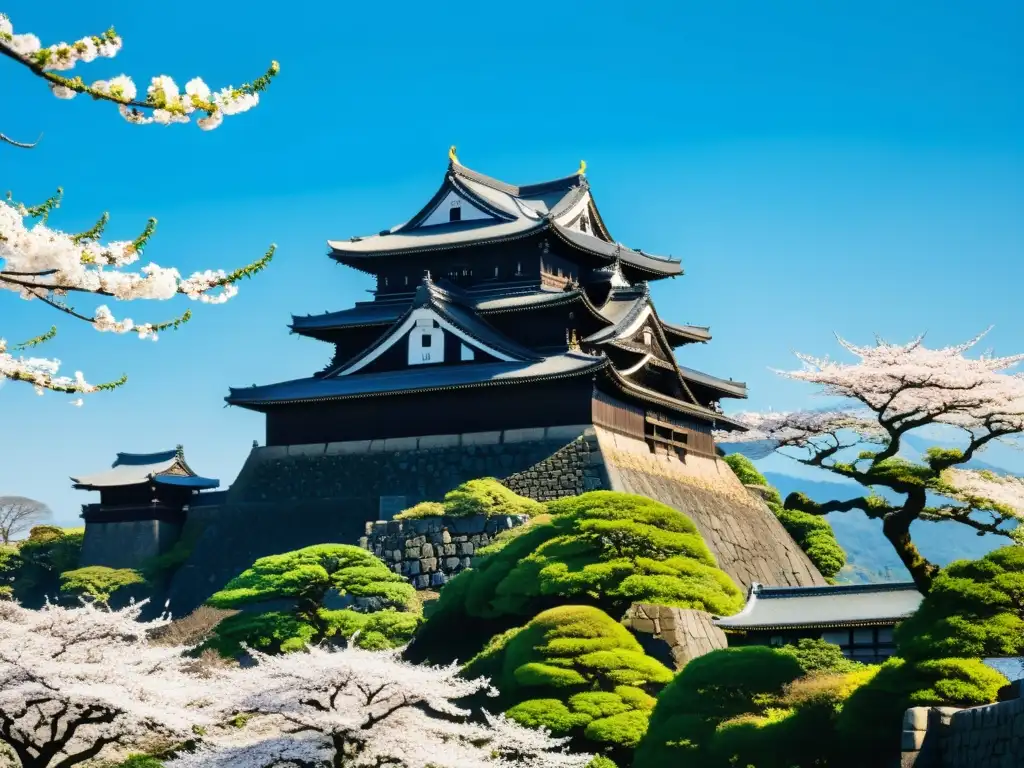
[577, 160, 587, 176]
[448, 145, 459, 165]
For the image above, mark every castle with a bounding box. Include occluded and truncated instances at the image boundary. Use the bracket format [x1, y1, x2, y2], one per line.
[75, 151, 827, 611]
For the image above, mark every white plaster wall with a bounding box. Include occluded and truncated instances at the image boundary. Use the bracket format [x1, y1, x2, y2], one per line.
[408, 319, 445, 365]
[420, 190, 493, 227]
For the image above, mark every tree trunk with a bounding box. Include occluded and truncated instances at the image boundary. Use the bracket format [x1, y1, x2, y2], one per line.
[882, 500, 938, 594]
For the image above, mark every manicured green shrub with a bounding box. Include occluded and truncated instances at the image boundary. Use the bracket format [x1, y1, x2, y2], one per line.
[463, 605, 671, 764]
[633, 646, 803, 768]
[723, 454, 846, 579]
[394, 478, 543, 520]
[443, 477, 544, 518]
[59, 565, 147, 605]
[896, 545, 1024, 662]
[393, 501, 446, 520]
[4, 526, 84, 606]
[408, 492, 744, 664]
[837, 656, 1007, 762]
[205, 544, 419, 656]
[777, 638, 865, 675]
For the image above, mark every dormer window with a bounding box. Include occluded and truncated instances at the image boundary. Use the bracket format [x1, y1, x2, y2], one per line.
[421, 334, 432, 348]
[449, 203, 461, 223]
[643, 328, 653, 346]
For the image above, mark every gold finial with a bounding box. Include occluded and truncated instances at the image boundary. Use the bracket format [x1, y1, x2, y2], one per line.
[576, 159, 587, 176]
[568, 329, 580, 351]
[448, 145, 459, 165]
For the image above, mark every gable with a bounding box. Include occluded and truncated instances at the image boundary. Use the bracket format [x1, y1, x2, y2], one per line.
[417, 190, 496, 228]
[331, 306, 523, 377]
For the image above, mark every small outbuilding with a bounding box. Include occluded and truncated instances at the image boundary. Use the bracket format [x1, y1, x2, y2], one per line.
[714, 582, 924, 663]
[73, 446, 219, 569]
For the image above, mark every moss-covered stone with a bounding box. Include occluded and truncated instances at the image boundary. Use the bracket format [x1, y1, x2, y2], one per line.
[463, 605, 672, 763]
[408, 492, 743, 664]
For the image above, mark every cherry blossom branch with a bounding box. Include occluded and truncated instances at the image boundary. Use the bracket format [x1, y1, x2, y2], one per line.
[0, 132, 40, 148]
[0, 14, 279, 131]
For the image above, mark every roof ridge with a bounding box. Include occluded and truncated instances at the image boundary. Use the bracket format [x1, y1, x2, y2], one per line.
[757, 583, 920, 597]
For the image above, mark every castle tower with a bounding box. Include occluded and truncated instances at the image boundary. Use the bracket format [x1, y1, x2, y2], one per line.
[197, 152, 824, 608]
[227, 151, 748, 451]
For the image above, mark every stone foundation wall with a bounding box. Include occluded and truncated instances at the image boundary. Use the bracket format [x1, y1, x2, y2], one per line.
[359, 515, 528, 589]
[165, 427, 602, 613]
[901, 696, 1024, 767]
[622, 604, 728, 670]
[80, 519, 182, 570]
[234, 426, 601, 506]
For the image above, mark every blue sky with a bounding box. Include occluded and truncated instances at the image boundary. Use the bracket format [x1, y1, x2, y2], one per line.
[2, 1, 1022, 525]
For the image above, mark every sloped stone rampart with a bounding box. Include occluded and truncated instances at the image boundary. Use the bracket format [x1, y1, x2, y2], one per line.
[594, 427, 826, 590]
[622, 603, 727, 670]
[359, 515, 528, 589]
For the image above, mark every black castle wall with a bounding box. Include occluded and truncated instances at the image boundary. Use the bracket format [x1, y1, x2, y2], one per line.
[165, 427, 606, 613]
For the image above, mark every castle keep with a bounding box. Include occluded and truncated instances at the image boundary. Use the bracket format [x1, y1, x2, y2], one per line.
[78, 151, 827, 610]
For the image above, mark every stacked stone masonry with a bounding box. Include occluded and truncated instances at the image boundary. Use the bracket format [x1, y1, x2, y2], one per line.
[360, 515, 528, 589]
[900, 696, 1023, 768]
[621, 604, 728, 671]
[235, 428, 601, 505]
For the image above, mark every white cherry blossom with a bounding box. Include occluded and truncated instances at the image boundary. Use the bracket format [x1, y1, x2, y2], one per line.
[0, 12, 278, 132]
[166, 644, 593, 768]
[715, 330, 1024, 589]
[0, 601, 221, 768]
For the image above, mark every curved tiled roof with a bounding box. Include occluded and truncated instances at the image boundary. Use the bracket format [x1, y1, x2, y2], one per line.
[71, 447, 219, 490]
[326, 157, 683, 279]
[226, 351, 608, 408]
[714, 583, 923, 631]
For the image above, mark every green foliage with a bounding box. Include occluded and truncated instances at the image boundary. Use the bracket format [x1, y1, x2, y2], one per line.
[207, 543, 414, 611]
[410, 492, 743, 664]
[205, 544, 420, 657]
[722, 454, 783, 504]
[59, 565, 146, 604]
[393, 501, 446, 520]
[925, 447, 965, 470]
[141, 525, 202, 586]
[110, 755, 164, 768]
[464, 605, 671, 761]
[5, 526, 84, 606]
[584, 757, 617, 768]
[722, 455, 847, 579]
[777, 638, 865, 675]
[633, 647, 804, 768]
[837, 656, 1007, 761]
[442, 478, 544, 518]
[896, 546, 1024, 662]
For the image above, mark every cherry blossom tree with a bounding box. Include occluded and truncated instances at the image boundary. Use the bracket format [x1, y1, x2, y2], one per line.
[0, 600, 219, 768]
[716, 329, 1024, 593]
[0, 12, 277, 398]
[166, 644, 594, 768]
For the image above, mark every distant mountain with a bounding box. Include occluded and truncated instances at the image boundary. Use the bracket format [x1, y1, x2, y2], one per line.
[763, 472, 1002, 582]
